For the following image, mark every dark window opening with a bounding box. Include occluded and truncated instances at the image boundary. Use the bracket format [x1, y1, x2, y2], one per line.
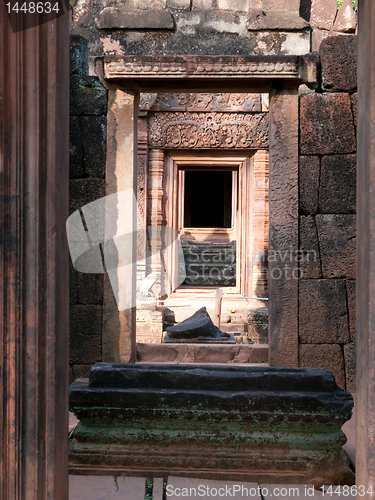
[184, 170, 233, 228]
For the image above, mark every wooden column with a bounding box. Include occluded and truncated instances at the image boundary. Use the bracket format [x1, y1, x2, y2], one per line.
[356, 0, 375, 492]
[102, 90, 139, 363]
[0, 7, 69, 500]
[268, 89, 299, 367]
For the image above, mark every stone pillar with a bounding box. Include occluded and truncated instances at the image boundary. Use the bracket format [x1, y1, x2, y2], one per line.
[0, 7, 69, 500]
[268, 89, 299, 367]
[356, 0, 375, 492]
[136, 117, 149, 285]
[102, 90, 139, 363]
[147, 149, 164, 297]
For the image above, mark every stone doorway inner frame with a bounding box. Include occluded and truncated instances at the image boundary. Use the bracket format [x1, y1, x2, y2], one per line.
[100, 54, 318, 367]
[162, 150, 266, 299]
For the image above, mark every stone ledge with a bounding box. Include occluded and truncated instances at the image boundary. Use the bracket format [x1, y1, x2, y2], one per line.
[69, 364, 354, 485]
[247, 10, 309, 31]
[96, 8, 175, 30]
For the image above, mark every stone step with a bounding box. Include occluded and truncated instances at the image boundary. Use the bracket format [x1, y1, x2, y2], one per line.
[220, 323, 247, 334]
[185, 263, 236, 275]
[184, 262, 236, 286]
[136, 343, 269, 364]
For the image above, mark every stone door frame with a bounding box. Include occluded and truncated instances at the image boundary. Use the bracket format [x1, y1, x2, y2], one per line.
[100, 54, 317, 366]
[162, 149, 268, 299]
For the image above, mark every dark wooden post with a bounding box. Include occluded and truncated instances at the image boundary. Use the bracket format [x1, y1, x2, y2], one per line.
[0, 7, 69, 500]
[356, 0, 375, 493]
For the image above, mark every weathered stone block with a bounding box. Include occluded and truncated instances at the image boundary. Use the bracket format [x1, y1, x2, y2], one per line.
[69, 179, 105, 215]
[299, 156, 320, 215]
[70, 305, 102, 365]
[300, 93, 356, 155]
[192, 0, 216, 9]
[96, 7, 174, 29]
[69, 34, 88, 76]
[247, 10, 309, 30]
[299, 279, 350, 344]
[344, 342, 356, 394]
[130, 0, 166, 8]
[319, 155, 356, 214]
[248, 308, 268, 344]
[316, 214, 356, 279]
[70, 364, 354, 485]
[218, 0, 249, 10]
[69, 117, 84, 179]
[167, 0, 190, 8]
[70, 75, 107, 116]
[72, 364, 91, 380]
[346, 280, 356, 342]
[334, 0, 357, 33]
[77, 273, 104, 304]
[310, 0, 337, 30]
[254, 0, 300, 9]
[351, 92, 357, 128]
[299, 216, 321, 279]
[81, 116, 106, 178]
[299, 344, 346, 390]
[136, 310, 163, 344]
[320, 35, 357, 92]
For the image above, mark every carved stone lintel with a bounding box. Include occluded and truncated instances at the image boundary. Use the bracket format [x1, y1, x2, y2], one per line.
[145, 92, 263, 112]
[105, 55, 307, 80]
[148, 112, 269, 149]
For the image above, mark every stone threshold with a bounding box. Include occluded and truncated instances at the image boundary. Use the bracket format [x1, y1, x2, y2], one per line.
[136, 342, 269, 364]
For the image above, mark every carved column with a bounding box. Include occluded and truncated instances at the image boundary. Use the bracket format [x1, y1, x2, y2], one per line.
[0, 7, 69, 500]
[252, 150, 269, 298]
[268, 89, 299, 367]
[356, 0, 375, 492]
[147, 149, 165, 297]
[137, 117, 149, 285]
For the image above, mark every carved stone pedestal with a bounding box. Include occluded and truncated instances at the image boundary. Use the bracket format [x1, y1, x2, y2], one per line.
[69, 364, 354, 486]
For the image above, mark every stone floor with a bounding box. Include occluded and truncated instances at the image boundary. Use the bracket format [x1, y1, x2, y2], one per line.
[69, 477, 357, 500]
[69, 397, 356, 499]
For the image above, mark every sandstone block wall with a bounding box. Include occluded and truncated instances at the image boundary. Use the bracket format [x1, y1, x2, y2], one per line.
[298, 35, 357, 393]
[69, 35, 108, 383]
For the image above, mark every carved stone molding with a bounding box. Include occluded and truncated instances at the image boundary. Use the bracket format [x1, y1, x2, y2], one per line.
[144, 92, 263, 112]
[104, 55, 318, 84]
[148, 111, 269, 149]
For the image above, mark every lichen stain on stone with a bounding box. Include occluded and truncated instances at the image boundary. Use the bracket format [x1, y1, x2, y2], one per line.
[253, 33, 287, 55]
[100, 37, 126, 56]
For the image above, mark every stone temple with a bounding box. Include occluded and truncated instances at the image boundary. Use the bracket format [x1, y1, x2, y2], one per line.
[3, 0, 375, 497]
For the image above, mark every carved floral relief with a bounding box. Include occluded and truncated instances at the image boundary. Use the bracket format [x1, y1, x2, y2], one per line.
[148, 111, 269, 149]
[145, 92, 263, 112]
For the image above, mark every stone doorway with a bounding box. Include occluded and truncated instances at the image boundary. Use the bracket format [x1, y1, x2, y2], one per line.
[102, 54, 310, 367]
[134, 93, 270, 349]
